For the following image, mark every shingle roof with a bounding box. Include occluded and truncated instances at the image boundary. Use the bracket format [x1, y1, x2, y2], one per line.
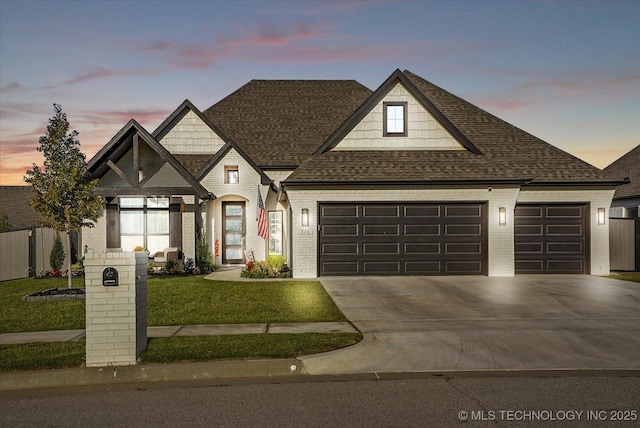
[173, 154, 212, 176]
[0, 186, 42, 230]
[285, 70, 619, 185]
[604, 145, 640, 199]
[203, 80, 372, 168]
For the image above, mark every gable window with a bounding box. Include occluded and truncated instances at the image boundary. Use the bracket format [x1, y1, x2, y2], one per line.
[225, 166, 239, 184]
[383, 102, 407, 137]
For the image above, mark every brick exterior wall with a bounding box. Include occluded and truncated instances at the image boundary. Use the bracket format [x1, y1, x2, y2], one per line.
[84, 252, 147, 367]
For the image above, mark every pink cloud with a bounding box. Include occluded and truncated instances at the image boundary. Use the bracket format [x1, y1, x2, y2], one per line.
[43, 66, 163, 89]
[77, 108, 172, 127]
[0, 82, 22, 94]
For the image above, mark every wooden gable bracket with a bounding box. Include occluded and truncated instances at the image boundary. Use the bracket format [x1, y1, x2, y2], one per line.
[132, 133, 140, 183]
[138, 160, 167, 186]
[106, 159, 137, 187]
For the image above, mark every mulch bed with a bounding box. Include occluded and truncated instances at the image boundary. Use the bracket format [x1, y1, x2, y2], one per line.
[22, 287, 86, 302]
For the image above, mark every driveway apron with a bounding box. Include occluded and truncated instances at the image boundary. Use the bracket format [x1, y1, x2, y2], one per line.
[300, 275, 640, 375]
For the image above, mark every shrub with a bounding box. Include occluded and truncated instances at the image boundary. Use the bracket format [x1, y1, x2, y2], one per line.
[241, 258, 291, 278]
[196, 235, 215, 274]
[71, 260, 84, 277]
[266, 254, 286, 271]
[49, 231, 65, 271]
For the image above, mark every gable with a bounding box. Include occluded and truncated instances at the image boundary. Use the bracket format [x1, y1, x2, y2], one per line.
[332, 82, 464, 151]
[158, 109, 226, 154]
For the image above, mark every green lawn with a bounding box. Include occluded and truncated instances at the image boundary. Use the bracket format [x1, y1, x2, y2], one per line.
[0, 276, 346, 334]
[607, 272, 640, 283]
[0, 275, 361, 371]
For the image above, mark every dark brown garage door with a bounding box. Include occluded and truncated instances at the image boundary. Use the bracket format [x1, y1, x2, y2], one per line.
[514, 204, 589, 274]
[319, 203, 487, 276]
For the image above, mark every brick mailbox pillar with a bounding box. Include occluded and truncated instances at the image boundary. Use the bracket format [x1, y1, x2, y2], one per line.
[84, 252, 148, 367]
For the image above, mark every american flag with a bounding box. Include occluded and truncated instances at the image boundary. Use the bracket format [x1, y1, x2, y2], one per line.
[257, 186, 268, 240]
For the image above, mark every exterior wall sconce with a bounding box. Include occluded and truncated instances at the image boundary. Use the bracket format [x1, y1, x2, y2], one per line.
[597, 207, 606, 225]
[301, 209, 309, 227]
[499, 207, 507, 226]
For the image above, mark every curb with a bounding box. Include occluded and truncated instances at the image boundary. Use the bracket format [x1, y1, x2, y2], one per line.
[0, 359, 304, 392]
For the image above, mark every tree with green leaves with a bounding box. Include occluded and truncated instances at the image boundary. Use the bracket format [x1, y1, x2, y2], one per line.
[50, 231, 65, 274]
[24, 104, 103, 288]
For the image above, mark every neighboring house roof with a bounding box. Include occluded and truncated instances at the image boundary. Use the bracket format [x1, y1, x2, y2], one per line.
[604, 144, 640, 200]
[0, 186, 42, 231]
[284, 70, 620, 185]
[203, 79, 372, 168]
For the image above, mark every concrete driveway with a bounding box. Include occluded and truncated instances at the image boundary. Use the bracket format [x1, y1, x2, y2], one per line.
[300, 275, 640, 374]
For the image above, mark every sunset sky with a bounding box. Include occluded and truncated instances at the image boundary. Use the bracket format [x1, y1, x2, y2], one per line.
[1, 0, 638, 186]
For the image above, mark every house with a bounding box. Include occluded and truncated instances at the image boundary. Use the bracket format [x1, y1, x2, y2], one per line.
[84, 69, 623, 277]
[604, 145, 640, 218]
[0, 186, 76, 279]
[604, 145, 639, 271]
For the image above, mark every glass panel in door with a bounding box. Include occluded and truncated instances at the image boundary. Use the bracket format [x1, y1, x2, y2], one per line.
[223, 202, 245, 264]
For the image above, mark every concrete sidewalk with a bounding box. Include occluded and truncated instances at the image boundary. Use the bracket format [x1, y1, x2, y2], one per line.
[0, 322, 358, 345]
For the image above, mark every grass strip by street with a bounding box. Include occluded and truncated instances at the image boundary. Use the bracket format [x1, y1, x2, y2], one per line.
[0, 333, 362, 371]
[141, 333, 362, 363]
[0, 276, 346, 334]
[607, 272, 640, 283]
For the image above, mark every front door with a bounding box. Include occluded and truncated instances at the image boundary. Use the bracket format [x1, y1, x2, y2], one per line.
[223, 202, 245, 264]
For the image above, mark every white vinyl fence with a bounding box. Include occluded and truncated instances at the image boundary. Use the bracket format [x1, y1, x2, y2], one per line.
[0, 228, 72, 282]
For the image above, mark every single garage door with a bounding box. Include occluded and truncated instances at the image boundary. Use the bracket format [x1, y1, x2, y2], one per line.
[319, 202, 487, 276]
[514, 204, 588, 274]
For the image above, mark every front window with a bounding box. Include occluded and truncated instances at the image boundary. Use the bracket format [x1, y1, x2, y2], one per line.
[120, 197, 170, 253]
[269, 211, 283, 255]
[383, 102, 407, 136]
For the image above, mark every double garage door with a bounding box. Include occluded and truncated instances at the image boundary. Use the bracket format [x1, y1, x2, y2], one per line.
[318, 202, 588, 276]
[319, 203, 487, 276]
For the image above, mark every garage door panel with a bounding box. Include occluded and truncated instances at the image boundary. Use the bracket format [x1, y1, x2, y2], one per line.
[515, 206, 543, 217]
[445, 242, 482, 254]
[405, 261, 441, 273]
[363, 261, 401, 273]
[319, 202, 487, 276]
[515, 204, 587, 274]
[404, 224, 440, 236]
[514, 225, 543, 235]
[321, 205, 358, 217]
[322, 225, 358, 236]
[546, 242, 582, 253]
[446, 261, 483, 274]
[404, 205, 440, 217]
[363, 206, 399, 217]
[445, 205, 482, 217]
[445, 224, 481, 235]
[363, 243, 399, 254]
[546, 224, 582, 236]
[404, 243, 440, 254]
[546, 206, 582, 218]
[322, 243, 358, 255]
[321, 261, 359, 274]
[547, 260, 583, 273]
[514, 242, 543, 253]
[363, 224, 399, 236]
